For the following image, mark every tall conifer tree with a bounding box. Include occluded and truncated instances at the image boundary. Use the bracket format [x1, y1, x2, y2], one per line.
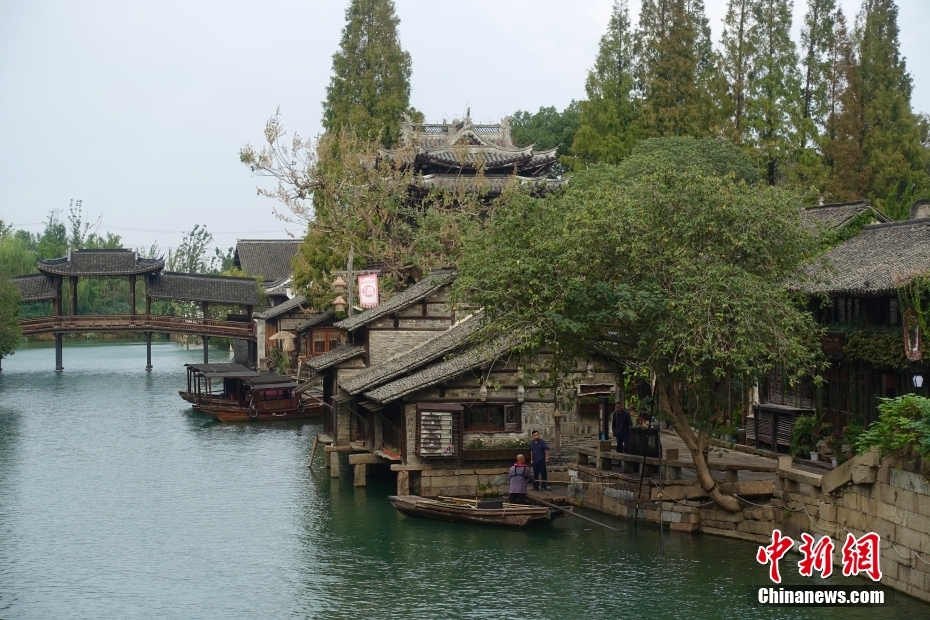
[854, 0, 928, 217]
[745, 0, 802, 185]
[322, 0, 413, 147]
[719, 0, 756, 145]
[636, 0, 718, 137]
[799, 0, 837, 149]
[572, 0, 639, 164]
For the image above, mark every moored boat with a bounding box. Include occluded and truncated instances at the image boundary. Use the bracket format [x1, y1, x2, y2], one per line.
[388, 495, 563, 528]
[180, 363, 324, 422]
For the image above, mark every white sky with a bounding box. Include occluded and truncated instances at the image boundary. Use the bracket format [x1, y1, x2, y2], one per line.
[1, 0, 928, 254]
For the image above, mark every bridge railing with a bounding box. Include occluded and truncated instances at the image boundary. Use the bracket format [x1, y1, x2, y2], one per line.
[19, 314, 255, 338]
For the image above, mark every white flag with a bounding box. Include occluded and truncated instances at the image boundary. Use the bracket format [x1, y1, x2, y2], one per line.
[358, 274, 379, 308]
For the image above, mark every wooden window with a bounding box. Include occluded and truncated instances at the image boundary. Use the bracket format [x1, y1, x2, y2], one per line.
[464, 404, 521, 432]
[310, 328, 346, 356]
[313, 332, 326, 353]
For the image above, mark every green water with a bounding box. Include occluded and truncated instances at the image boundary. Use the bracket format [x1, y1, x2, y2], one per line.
[0, 340, 928, 619]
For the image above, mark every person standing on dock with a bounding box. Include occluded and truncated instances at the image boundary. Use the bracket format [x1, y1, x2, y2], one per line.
[508, 454, 534, 504]
[529, 430, 550, 491]
[611, 402, 632, 453]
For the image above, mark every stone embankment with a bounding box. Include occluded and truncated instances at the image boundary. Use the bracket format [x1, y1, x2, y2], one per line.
[566, 436, 930, 603]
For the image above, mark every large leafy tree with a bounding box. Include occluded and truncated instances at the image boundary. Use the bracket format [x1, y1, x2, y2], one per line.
[456, 138, 821, 512]
[0, 272, 21, 364]
[510, 102, 581, 166]
[571, 0, 639, 165]
[322, 0, 415, 147]
[745, 0, 802, 186]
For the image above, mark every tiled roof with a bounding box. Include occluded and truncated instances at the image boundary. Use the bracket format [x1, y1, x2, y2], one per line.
[293, 310, 335, 332]
[37, 250, 164, 276]
[307, 345, 366, 371]
[800, 220, 930, 296]
[148, 272, 260, 305]
[253, 295, 307, 320]
[262, 276, 291, 297]
[234, 239, 301, 282]
[12, 274, 57, 301]
[335, 269, 457, 332]
[800, 201, 890, 231]
[340, 313, 481, 395]
[363, 338, 511, 404]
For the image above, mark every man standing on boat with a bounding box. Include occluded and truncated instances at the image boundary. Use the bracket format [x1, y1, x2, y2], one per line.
[529, 430, 549, 491]
[508, 454, 534, 504]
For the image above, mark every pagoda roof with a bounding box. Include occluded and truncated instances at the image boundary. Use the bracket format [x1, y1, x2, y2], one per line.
[148, 272, 260, 305]
[384, 112, 559, 178]
[12, 274, 57, 301]
[37, 249, 164, 277]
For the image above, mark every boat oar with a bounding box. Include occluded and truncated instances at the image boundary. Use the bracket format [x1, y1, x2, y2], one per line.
[532, 497, 619, 532]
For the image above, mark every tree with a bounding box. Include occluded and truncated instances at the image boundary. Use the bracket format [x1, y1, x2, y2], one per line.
[66, 199, 101, 250]
[0, 273, 21, 364]
[242, 119, 487, 309]
[456, 140, 822, 512]
[635, 0, 721, 138]
[167, 225, 219, 275]
[745, 0, 802, 185]
[571, 0, 639, 165]
[799, 0, 837, 149]
[511, 102, 581, 166]
[35, 213, 67, 261]
[719, 0, 757, 145]
[322, 0, 415, 147]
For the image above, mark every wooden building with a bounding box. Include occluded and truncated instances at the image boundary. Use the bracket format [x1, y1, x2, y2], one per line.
[308, 270, 620, 494]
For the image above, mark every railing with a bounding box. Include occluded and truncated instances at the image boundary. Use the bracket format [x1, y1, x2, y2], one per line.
[19, 314, 255, 339]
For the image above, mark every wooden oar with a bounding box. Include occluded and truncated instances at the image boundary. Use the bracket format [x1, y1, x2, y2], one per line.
[532, 497, 619, 532]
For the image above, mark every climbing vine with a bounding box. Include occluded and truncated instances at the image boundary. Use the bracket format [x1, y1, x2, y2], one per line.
[841, 327, 909, 370]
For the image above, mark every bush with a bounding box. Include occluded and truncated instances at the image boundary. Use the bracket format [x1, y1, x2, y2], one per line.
[856, 395, 930, 459]
[791, 415, 833, 457]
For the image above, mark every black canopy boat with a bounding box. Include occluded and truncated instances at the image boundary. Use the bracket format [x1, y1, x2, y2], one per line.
[180, 363, 324, 422]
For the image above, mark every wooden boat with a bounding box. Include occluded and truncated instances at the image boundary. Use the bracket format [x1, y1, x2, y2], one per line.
[180, 363, 324, 422]
[388, 495, 563, 528]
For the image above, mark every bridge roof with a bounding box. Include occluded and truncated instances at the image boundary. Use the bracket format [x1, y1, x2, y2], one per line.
[37, 249, 164, 276]
[12, 274, 57, 301]
[149, 272, 260, 306]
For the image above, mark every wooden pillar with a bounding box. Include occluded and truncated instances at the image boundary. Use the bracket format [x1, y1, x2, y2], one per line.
[55, 333, 63, 372]
[129, 275, 136, 316]
[54, 276, 62, 317]
[202, 301, 209, 323]
[145, 332, 152, 371]
[69, 276, 78, 316]
[144, 274, 152, 316]
[202, 335, 209, 364]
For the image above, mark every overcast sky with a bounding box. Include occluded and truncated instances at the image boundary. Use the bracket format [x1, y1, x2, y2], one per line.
[2, 0, 928, 254]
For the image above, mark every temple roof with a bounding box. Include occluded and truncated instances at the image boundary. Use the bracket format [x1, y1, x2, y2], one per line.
[234, 239, 301, 283]
[37, 250, 164, 277]
[383, 113, 559, 179]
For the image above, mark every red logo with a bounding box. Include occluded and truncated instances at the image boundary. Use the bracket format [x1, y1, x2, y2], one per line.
[841, 532, 882, 581]
[757, 530, 794, 583]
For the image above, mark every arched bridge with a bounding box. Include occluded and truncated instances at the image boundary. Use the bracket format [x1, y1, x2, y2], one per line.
[13, 249, 260, 372]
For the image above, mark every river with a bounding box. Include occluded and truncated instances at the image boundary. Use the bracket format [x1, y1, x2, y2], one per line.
[0, 340, 927, 619]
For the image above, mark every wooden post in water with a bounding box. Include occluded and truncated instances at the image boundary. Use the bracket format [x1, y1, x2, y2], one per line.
[202, 336, 209, 364]
[145, 332, 152, 371]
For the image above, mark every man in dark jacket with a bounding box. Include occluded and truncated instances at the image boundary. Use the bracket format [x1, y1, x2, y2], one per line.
[508, 454, 535, 504]
[529, 430, 550, 491]
[611, 402, 632, 453]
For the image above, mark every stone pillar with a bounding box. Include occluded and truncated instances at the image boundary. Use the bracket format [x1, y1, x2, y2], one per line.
[55, 333, 63, 372]
[145, 332, 152, 371]
[354, 463, 367, 487]
[330, 451, 340, 477]
[202, 335, 209, 364]
[397, 471, 410, 495]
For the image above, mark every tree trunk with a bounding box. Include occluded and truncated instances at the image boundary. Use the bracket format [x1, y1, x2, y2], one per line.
[657, 377, 742, 513]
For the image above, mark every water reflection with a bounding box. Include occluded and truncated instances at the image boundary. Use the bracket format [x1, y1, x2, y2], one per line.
[0, 341, 927, 619]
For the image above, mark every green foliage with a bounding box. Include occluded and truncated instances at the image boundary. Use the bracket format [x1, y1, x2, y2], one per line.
[617, 136, 760, 184]
[719, 0, 756, 145]
[0, 234, 38, 276]
[267, 347, 289, 375]
[510, 102, 581, 163]
[0, 273, 22, 358]
[856, 394, 930, 459]
[791, 414, 833, 456]
[571, 0, 639, 165]
[841, 327, 908, 370]
[799, 0, 838, 150]
[465, 437, 527, 450]
[168, 225, 220, 275]
[456, 139, 823, 435]
[635, 0, 722, 138]
[322, 0, 413, 147]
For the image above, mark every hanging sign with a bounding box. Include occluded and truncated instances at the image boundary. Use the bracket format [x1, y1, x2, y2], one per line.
[358, 274, 379, 308]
